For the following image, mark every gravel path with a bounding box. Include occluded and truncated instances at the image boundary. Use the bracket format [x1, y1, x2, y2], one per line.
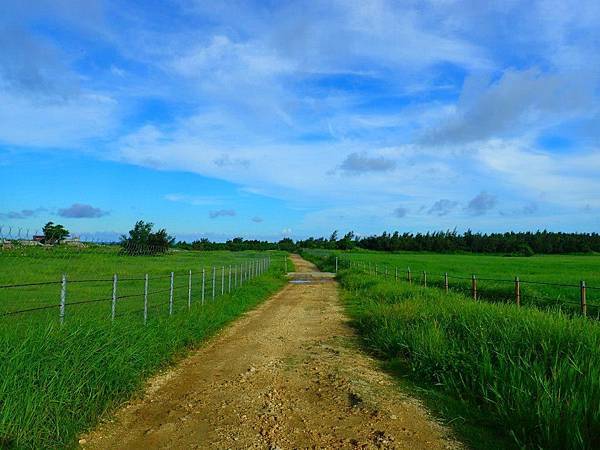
[80, 255, 460, 449]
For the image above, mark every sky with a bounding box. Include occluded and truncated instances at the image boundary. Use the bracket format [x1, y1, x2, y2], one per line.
[1, 0, 599, 241]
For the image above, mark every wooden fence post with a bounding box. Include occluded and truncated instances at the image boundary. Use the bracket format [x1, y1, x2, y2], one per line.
[423, 271, 427, 287]
[407, 268, 412, 285]
[580, 280, 587, 317]
[471, 274, 477, 300]
[444, 272, 449, 294]
[515, 277, 521, 306]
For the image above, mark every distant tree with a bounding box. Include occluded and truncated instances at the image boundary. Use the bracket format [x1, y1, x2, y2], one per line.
[337, 231, 356, 250]
[120, 221, 174, 255]
[277, 237, 297, 252]
[42, 221, 69, 244]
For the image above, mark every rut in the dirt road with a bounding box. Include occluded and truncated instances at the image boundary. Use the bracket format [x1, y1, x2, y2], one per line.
[81, 255, 461, 449]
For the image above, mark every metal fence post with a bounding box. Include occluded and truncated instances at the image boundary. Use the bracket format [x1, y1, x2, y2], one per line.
[169, 272, 174, 315]
[221, 266, 225, 295]
[60, 274, 67, 324]
[212, 266, 216, 301]
[471, 274, 477, 300]
[515, 276, 521, 306]
[580, 280, 587, 317]
[188, 269, 192, 310]
[201, 268, 205, 305]
[144, 273, 149, 324]
[111, 274, 118, 321]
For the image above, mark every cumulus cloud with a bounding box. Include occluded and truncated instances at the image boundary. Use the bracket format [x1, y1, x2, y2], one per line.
[58, 203, 108, 218]
[339, 152, 396, 174]
[466, 192, 496, 216]
[209, 209, 236, 219]
[428, 199, 459, 216]
[393, 207, 407, 218]
[0, 207, 46, 220]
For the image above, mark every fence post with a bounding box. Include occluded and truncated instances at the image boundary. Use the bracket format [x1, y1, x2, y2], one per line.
[228, 265, 232, 293]
[111, 274, 118, 321]
[444, 272, 449, 294]
[407, 268, 412, 285]
[188, 270, 192, 310]
[234, 265, 238, 288]
[515, 276, 521, 306]
[471, 274, 477, 300]
[240, 263, 243, 286]
[395, 267, 398, 281]
[169, 272, 174, 315]
[580, 280, 587, 317]
[335, 256, 338, 273]
[285, 256, 288, 273]
[375, 265, 378, 276]
[221, 266, 225, 295]
[60, 274, 67, 324]
[201, 268, 205, 305]
[212, 267, 216, 301]
[423, 271, 427, 288]
[385, 266, 388, 278]
[144, 274, 149, 324]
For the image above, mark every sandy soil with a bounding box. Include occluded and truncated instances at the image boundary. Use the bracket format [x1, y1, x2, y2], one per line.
[80, 255, 460, 449]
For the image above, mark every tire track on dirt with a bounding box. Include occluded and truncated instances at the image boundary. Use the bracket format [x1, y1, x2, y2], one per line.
[80, 255, 461, 449]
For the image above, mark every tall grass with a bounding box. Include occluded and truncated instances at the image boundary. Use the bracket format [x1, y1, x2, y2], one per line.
[338, 270, 600, 449]
[0, 262, 288, 448]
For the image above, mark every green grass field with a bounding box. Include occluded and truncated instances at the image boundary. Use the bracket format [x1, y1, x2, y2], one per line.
[0, 245, 291, 448]
[303, 250, 600, 449]
[303, 249, 600, 317]
[1, 245, 283, 323]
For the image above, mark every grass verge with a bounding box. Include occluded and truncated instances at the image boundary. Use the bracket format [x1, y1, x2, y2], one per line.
[335, 269, 600, 449]
[0, 265, 287, 448]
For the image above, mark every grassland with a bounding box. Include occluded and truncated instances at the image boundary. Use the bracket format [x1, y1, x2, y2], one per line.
[0, 245, 291, 448]
[303, 249, 600, 317]
[304, 250, 600, 449]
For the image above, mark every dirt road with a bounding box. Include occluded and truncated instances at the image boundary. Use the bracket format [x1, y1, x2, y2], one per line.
[81, 255, 460, 449]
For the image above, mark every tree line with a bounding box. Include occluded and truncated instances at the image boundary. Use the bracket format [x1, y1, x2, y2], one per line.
[176, 230, 600, 255]
[25, 221, 600, 255]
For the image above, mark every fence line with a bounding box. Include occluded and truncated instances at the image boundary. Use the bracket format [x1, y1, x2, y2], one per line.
[1, 257, 273, 323]
[334, 256, 598, 319]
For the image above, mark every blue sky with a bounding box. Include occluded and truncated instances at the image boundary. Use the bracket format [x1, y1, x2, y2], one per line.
[1, 0, 599, 241]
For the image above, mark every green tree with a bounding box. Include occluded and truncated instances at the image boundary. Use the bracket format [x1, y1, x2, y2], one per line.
[120, 221, 174, 255]
[42, 222, 69, 244]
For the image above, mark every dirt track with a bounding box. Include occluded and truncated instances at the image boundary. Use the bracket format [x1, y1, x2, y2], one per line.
[81, 255, 460, 449]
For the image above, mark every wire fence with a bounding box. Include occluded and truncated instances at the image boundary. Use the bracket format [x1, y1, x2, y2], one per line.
[0, 257, 272, 323]
[0, 227, 278, 325]
[333, 257, 600, 320]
